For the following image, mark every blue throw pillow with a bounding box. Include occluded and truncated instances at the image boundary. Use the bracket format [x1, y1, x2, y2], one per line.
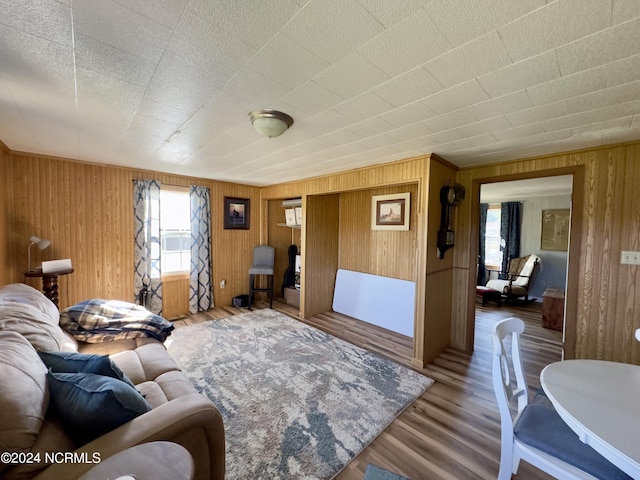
[38, 350, 136, 388]
[47, 371, 152, 445]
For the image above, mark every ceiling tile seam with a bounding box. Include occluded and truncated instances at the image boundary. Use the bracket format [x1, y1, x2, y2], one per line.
[308, 53, 391, 99]
[419, 4, 455, 52]
[110, 0, 188, 30]
[528, 76, 640, 117]
[495, 100, 637, 140]
[352, 4, 455, 71]
[352, 0, 388, 31]
[119, 0, 202, 139]
[555, 16, 640, 76]
[70, 0, 80, 154]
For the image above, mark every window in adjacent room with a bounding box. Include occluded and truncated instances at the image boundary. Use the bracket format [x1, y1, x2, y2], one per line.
[160, 186, 190, 274]
[484, 204, 502, 270]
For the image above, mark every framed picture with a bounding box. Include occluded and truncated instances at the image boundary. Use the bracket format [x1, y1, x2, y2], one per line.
[541, 208, 570, 251]
[224, 197, 250, 230]
[371, 192, 410, 231]
[294, 206, 302, 225]
[285, 208, 297, 226]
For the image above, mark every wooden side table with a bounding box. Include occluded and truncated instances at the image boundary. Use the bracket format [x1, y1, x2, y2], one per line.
[542, 287, 565, 330]
[24, 267, 74, 308]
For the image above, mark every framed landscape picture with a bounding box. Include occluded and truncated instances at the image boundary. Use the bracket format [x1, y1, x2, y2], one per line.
[371, 192, 410, 231]
[224, 197, 250, 230]
[541, 208, 570, 251]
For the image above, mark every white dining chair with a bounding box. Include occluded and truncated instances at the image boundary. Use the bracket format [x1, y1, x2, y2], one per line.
[491, 317, 631, 480]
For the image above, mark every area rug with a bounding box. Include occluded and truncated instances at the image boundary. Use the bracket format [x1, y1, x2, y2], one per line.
[166, 309, 433, 480]
[364, 464, 410, 480]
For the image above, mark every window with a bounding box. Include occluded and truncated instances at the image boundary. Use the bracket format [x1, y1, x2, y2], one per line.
[160, 187, 190, 274]
[485, 205, 502, 269]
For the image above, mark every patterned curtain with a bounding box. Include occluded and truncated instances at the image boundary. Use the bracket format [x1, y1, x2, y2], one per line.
[500, 202, 521, 276]
[133, 179, 163, 314]
[189, 185, 214, 313]
[478, 203, 488, 285]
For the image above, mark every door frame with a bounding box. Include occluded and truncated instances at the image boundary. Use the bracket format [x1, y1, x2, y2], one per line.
[467, 165, 584, 359]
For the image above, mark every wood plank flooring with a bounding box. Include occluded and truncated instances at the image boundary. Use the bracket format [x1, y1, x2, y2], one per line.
[173, 300, 562, 480]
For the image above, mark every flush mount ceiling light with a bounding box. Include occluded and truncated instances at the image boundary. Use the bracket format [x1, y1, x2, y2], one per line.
[249, 109, 294, 138]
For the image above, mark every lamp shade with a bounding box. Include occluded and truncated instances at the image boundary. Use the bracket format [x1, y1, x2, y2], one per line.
[30, 236, 51, 251]
[27, 235, 51, 271]
[249, 109, 293, 138]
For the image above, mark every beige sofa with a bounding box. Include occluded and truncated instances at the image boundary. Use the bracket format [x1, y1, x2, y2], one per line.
[0, 283, 225, 480]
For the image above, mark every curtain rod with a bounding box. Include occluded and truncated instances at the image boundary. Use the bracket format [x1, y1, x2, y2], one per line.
[131, 179, 193, 189]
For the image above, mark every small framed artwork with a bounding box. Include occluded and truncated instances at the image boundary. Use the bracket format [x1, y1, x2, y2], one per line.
[541, 208, 570, 251]
[371, 192, 410, 231]
[285, 208, 297, 226]
[224, 197, 250, 230]
[294, 206, 302, 225]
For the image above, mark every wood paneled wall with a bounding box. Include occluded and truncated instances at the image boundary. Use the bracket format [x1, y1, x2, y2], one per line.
[2, 152, 261, 310]
[261, 154, 458, 367]
[338, 185, 418, 281]
[261, 156, 431, 198]
[162, 274, 190, 319]
[453, 142, 640, 365]
[302, 194, 340, 318]
[266, 199, 301, 300]
[0, 143, 8, 287]
[8, 141, 639, 364]
[423, 159, 458, 364]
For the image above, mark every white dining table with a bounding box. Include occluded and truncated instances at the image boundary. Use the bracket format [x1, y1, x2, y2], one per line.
[540, 359, 640, 478]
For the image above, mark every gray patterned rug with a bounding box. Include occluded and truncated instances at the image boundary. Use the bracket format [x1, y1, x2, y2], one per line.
[166, 309, 433, 480]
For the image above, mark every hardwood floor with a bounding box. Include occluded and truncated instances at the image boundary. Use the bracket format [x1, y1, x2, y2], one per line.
[174, 299, 563, 480]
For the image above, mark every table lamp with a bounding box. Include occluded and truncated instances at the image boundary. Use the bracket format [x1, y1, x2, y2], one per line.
[28, 235, 51, 271]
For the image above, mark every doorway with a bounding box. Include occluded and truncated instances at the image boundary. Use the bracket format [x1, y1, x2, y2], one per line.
[468, 166, 584, 359]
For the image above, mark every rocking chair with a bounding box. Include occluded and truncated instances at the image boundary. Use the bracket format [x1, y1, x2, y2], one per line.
[486, 254, 540, 302]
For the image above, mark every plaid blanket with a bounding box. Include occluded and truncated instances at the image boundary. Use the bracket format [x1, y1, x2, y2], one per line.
[60, 299, 174, 343]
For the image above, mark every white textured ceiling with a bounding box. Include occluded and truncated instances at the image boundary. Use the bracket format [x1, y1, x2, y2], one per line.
[1, 0, 639, 186]
[480, 174, 573, 203]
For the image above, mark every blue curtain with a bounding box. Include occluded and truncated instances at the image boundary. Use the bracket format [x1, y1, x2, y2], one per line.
[478, 203, 488, 285]
[133, 179, 163, 314]
[500, 202, 521, 275]
[189, 185, 214, 313]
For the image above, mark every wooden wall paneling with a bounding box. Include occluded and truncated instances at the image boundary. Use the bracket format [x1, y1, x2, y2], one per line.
[338, 184, 418, 281]
[581, 153, 638, 362]
[302, 194, 340, 318]
[262, 155, 455, 365]
[162, 275, 190, 319]
[456, 163, 585, 358]
[609, 154, 637, 363]
[0, 144, 7, 286]
[372, 185, 418, 280]
[453, 142, 640, 364]
[267, 198, 301, 300]
[422, 158, 458, 365]
[338, 189, 372, 274]
[206, 180, 261, 307]
[621, 146, 640, 366]
[4, 153, 261, 310]
[11, 141, 640, 364]
[261, 156, 429, 200]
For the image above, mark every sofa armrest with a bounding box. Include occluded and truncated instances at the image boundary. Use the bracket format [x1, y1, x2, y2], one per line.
[33, 394, 225, 480]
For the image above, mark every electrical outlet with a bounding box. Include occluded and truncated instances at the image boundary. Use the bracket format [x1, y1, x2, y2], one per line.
[220, 280, 226, 288]
[621, 251, 640, 265]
